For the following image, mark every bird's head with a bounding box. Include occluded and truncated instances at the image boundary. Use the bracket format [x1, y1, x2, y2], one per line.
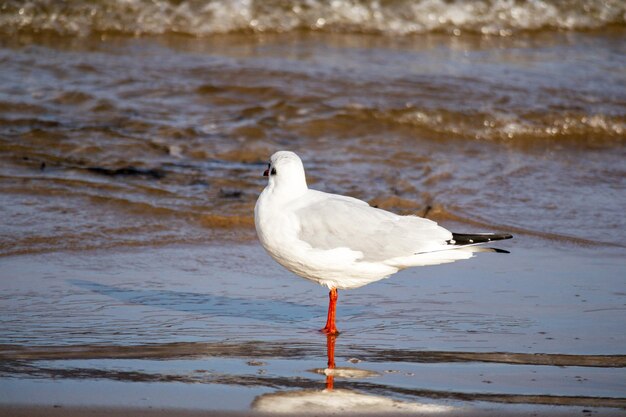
[263, 151, 308, 196]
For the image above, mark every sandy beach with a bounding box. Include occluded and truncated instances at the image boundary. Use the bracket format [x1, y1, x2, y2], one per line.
[1, 0, 625, 415]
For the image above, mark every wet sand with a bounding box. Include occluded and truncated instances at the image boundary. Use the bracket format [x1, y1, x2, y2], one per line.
[4, 404, 625, 417]
[1, 242, 624, 414]
[6, 406, 626, 417]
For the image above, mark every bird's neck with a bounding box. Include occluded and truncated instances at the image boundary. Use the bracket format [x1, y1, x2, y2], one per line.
[267, 176, 308, 203]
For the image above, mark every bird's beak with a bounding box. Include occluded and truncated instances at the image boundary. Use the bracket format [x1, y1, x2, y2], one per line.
[263, 169, 269, 177]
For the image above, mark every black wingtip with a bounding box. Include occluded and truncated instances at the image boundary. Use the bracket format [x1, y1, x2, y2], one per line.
[449, 233, 513, 245]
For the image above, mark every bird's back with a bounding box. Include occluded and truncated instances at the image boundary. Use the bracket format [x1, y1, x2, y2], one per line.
[295, 191, 453, 263]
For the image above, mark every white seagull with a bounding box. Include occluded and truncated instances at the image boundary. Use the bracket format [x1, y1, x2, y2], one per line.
[254, 151, 512, 334]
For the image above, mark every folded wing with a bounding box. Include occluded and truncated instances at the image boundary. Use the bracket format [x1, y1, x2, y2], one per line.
[295, 194, 452, 263]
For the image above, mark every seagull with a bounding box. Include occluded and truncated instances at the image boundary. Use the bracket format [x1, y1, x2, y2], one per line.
[254, 151, 512, 335]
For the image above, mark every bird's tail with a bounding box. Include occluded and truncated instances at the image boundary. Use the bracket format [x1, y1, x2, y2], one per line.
[465, 246, 510, 254]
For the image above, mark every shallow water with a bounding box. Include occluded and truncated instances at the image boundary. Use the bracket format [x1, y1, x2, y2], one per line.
[1, 27, 625, 257]
[1, 244, 625, 353]
[1, 2, 625, 413]
[0, 244, 625, 412]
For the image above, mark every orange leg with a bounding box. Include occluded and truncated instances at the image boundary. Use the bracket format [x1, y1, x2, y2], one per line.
[321, 288, 339, 335]
[325, 333, 336, 390]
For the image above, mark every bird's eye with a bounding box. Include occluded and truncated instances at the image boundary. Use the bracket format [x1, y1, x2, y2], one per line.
[270, 167, 277, 175]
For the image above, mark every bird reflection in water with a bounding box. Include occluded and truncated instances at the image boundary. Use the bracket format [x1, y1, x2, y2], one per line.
[252, 334, 454, 413]
[325, 333, 336, 390]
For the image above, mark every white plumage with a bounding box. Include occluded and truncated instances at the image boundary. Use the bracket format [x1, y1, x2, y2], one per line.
[255, 151, 493, 291]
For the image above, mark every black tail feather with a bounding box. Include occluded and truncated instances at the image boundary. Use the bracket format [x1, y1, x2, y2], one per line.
[449, 233, 513, 245]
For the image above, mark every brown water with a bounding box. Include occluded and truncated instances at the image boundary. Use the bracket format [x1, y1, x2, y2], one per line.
[1, 26, 626, 256]
[0, 1, 625, 414]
